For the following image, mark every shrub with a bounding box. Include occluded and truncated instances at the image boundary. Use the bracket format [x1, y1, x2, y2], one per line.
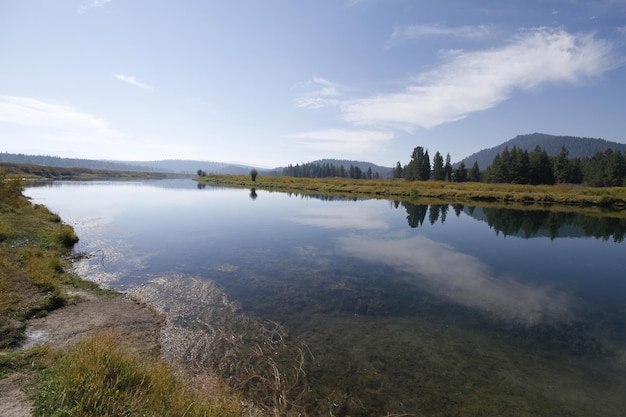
[57, 225, 79, 248]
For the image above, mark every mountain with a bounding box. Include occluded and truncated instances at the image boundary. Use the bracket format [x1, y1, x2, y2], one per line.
[269, 158, 393, 177]
[123, 160, 253, 175]
[0, 153, 254, 175]
[0, 152, 166, 172]
[459, 133, 626, 170]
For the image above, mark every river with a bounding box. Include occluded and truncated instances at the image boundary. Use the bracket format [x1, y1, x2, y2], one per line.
[25, 178, 626, 416]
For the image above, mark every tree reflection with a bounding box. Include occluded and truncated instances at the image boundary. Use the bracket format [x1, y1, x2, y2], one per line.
[399, 202, 626, 242]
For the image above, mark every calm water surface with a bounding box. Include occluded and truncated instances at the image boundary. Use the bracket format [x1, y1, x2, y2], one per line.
[25, 179, 626, 416]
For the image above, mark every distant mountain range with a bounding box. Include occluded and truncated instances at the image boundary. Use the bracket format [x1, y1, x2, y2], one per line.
[459, 133, 626, 170]
[0, 153, 253, 175]
[3, 133, 625, 175]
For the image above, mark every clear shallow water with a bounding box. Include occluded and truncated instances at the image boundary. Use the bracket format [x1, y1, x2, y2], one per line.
[26, 179, 626, 416]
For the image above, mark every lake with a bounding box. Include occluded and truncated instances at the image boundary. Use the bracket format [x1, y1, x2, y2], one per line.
[25, 179, 626, 416]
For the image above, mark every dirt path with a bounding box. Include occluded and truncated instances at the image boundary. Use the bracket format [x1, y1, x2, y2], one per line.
[0, 291, 163, 417]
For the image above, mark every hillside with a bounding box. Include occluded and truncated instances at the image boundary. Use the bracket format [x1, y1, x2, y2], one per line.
[0, 152, 166, 173]
[0, 153, 253, 175]
[269, 158, 393, 178]
[460, 133, 626, 170]
[123, 159, 253, 175]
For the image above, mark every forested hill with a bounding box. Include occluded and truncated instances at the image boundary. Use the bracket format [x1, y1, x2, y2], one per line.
[272, 159, 393, 178]
[0, 152, 166, 172]
[311, 159, 392, 175]
[460, 133, 626, 170]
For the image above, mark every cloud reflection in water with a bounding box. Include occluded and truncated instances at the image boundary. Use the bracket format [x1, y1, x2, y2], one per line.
[289, 206, 389, 230]
[337, 234, 573, 325]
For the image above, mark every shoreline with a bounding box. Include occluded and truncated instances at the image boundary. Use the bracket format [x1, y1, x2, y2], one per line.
[0, 179, 242, 416]
[196, 174, 626, 212]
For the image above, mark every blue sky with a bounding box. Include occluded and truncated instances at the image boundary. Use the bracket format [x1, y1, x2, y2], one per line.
[1, 0, 625, 168]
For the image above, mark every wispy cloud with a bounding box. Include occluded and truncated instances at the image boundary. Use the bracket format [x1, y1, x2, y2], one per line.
[0, 95, 124, 157]
[0, 96, 117, 135]
[288, 128, 394, 153]
[78, 0, 113, 13]
[113, 73, 155, 90]
[386, 24, 492, 48]
[343, 28, 618, 131]
[294, 77, 340, 109]
[0, 95, 194, 160]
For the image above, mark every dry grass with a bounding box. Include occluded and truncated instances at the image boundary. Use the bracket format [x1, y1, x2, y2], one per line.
[197, 174, 626, 212]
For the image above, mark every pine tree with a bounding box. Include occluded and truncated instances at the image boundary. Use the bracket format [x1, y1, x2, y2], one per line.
[393, 161, 403, 179]
[432, 151, 445, 181]
[553, 146, 570, 184]
[420, 150, 431, 181]
[444, 153, 453, 182]
[455, 162, 468, 182]
[469, 161, 481, 182]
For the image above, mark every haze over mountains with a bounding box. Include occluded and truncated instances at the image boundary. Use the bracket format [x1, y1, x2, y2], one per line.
[2, 133, 625, 176]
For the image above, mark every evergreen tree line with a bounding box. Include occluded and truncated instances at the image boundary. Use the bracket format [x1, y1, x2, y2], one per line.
[282, 162, 380, 179]
[483, 145, 626, 186]
[395, 145, 626, 187]
[393, 147, 480, 182]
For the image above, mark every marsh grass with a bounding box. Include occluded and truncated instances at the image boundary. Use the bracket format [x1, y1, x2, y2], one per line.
[35, 330, 242, 417]
[197, 174, 626, 212]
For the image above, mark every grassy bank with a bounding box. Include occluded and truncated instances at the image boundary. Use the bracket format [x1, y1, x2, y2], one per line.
[197, 174, 626, 211]
[0, 172, 80, 347]
[0, 170, 242, 416]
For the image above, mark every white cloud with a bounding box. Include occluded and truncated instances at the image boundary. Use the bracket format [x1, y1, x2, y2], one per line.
[0, 96, 198, 160]
[342, 28, 618, 131]
[113, 73, 155, 90]
[0, 96, 117, 136]
[78, 0, 113, 13]
[386, 24, 492, 48]
[294, 77, 340, 109]
[0, 95, 127, 157]
[288, 129, 394, 153]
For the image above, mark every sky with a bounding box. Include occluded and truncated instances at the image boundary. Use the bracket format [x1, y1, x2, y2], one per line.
[1, 0, 626, 168]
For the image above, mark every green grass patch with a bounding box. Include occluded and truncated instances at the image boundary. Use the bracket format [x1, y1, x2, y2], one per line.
[35, 331, 242, 417]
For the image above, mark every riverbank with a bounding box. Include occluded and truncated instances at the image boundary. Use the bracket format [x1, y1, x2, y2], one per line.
[196, 174, 626, 211]
[0, 175, 241, 416]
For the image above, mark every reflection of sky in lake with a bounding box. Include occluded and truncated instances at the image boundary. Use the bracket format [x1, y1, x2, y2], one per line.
[25, 179, 625, 325]
[336, 234, 572, 325]
[24, 179, 626, 415]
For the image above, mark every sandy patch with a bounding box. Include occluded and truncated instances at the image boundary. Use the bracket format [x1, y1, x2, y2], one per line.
[0, 291, 164, 417]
